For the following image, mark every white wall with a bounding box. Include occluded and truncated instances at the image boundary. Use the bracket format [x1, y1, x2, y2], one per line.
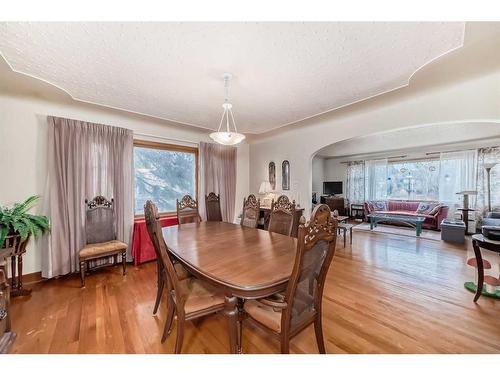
[249, 71, 500, 216]
[324, 159, 347, 195]
[0, 91, 249, 275]
[311, 156, 324, 195]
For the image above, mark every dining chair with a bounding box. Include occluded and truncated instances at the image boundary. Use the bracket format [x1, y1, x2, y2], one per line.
[240, 194, 260, 228]
[144, 200, 225, 353]
[176, 195, 201, 225]
[205, 192, 223, 222]
[78, 196, 127, 287]
[268, 195, 296, 236]
[243, 204, 338, 354]
[143, 201, 191, 315]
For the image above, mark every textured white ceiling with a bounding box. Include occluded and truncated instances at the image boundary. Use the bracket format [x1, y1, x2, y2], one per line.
[0, 22, 465, 134]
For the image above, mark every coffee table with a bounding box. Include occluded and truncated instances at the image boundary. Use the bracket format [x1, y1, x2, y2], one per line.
[367, 213, 426, 236]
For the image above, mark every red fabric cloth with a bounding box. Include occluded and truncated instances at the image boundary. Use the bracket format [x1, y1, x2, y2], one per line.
[131, 216, 178, 265]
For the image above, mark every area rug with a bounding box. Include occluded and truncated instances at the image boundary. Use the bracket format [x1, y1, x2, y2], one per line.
[352, 222, 442, 241]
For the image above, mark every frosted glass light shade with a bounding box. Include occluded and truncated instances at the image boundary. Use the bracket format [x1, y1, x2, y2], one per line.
[484, 162, 498, 170]
[209, 131, 246, 146]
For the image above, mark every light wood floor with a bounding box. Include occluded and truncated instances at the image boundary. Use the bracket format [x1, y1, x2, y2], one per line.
[9, 231, 500, 354]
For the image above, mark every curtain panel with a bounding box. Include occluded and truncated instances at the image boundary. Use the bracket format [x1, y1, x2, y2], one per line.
[199, 142, 237, 223]
[476, 147, 500, 224]
[364, 159, 388, 201]
[43, 116, 134, 278]
[438, 150, 478, 218]
[346, 161, 365, 204]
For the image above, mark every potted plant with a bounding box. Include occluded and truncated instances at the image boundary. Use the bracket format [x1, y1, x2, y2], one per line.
[0, 195, 50, 296]
[0, 195, 50, 246]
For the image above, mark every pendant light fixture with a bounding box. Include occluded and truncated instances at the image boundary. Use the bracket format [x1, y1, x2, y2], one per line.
[209, 73, 246, 146]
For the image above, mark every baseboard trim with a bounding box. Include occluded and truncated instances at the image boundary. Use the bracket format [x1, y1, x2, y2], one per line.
[9, 271, 43, 285]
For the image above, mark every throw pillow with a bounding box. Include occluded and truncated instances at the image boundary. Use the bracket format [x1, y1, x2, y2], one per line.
[429, 204, 443, 216]
[416, 202, 439, 214]
[372, 201, 387, 211]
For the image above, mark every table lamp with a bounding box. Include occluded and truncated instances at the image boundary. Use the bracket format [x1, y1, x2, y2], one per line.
[259, 180, 274, 208]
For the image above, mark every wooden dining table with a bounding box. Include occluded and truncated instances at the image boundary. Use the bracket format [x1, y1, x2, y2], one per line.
[162, 221, 297, 353]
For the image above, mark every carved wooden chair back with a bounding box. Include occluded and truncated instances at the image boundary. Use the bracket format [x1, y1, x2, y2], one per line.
[268, 195, 296, 236]
[176, 195, 201, 225]
[205, 192, 223, 222]
[240, 194, 260, 228]
[85, 196, 116, 244]
[282, 204, 337, 339]
[144, 201, 185, 304]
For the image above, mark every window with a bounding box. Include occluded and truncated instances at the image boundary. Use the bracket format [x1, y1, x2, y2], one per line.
[386, 159, 440, 201]
[133, 140, 198, 215]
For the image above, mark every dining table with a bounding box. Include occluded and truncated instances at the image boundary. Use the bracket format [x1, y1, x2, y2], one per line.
[162, 221, 297, 353]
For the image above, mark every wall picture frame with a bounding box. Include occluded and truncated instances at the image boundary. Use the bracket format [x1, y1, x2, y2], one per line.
[282, 160, 290, 190]
[268, 161, 276, 190]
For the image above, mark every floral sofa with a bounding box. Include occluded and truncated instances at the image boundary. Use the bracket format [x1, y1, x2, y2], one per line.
[363, 200, 449, 230]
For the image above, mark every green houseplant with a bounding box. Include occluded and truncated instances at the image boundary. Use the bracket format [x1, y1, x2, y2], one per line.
[0, 195, 50, 247]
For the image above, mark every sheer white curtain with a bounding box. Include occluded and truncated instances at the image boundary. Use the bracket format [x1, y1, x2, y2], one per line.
[346, 161, 365, 204]
[439, 150, 477, 217]
[43, 116, 134, 278]
[364, 159, 388, 201]
[476, 147, 500, 223]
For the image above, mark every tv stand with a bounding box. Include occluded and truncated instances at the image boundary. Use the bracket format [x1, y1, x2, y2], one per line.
[320, 195, 346, 216]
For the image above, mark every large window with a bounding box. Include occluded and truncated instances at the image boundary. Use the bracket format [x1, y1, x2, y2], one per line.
[386, 159, 440, 201]
[133, 140, 198, 215]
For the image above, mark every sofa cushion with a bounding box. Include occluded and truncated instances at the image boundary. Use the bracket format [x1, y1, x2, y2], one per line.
[368, 200, 388, 211]
[387, 200, 420, 212]
[416, 202, 439, 214]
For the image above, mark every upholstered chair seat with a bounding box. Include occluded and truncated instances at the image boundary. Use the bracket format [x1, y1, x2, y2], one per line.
[79, 240, 127, 259]
[244, 299, 283, 332]
[179, 278, 225, 315]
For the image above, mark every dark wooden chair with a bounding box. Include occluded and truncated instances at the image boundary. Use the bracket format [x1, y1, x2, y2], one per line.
[205, 192, 223, 222]
[268, 195, 296, 236]
[144, 201, 225, 353]
[243, 204, 338, 353]
[79, 196, 127, 287]
[176, 195, 201, 226]
[143, 201, 191, 315]
[240, 194, 260, 228]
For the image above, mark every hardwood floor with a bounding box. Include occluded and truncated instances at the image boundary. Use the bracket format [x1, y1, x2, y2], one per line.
[9, 231, 500, 354]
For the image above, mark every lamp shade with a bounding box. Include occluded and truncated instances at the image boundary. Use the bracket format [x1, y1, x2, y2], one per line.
[484, 162, 498, 170]
[259, 181, 272, 194]
[209, 131, 246, 146]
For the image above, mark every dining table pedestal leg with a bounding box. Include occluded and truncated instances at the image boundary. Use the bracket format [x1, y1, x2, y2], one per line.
[223, 295, 240, 354]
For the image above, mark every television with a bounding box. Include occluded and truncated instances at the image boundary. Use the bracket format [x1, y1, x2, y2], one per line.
[323, 181, 343, 195]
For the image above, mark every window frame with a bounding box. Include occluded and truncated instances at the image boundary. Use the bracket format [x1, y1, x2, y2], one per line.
[133, 139, 199, 218]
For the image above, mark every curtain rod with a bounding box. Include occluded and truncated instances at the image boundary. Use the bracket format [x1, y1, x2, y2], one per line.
[341, 155, 407, 164]
[133, 131, 200, 146]
[425, 146, 499, 156]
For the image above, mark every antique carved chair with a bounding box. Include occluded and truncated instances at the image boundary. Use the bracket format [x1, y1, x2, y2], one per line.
[79, 196, 127, 287]
[205, 192, 223, 222]
[144, 201, 225, 353]
[240, 194, 260, 229]
[268, 195, 296, 236]
[176, 195, 201, 226]
[143, 201, 191, 315]
[243, 204, 338, 354]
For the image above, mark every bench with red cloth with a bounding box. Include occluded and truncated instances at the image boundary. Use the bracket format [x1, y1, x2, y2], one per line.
[131, 216, 178, 265]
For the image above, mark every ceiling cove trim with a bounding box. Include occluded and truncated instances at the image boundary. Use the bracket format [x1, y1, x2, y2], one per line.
[0, 23, 466, 136]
